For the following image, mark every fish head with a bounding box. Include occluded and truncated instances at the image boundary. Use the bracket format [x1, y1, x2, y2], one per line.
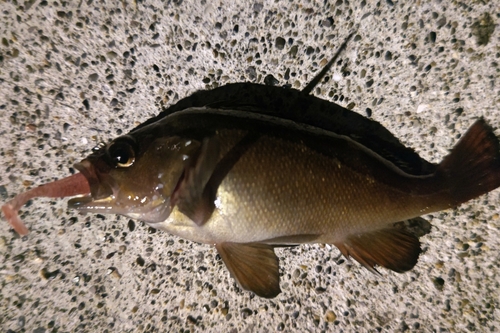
[69, 134, 200, 222]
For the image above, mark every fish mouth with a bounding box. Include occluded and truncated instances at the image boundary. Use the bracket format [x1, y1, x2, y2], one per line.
[67, 159, 173, 222]
[68, 159, 114, 209]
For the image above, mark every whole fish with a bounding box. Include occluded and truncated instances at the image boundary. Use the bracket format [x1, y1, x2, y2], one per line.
[3, 33, 500, 298]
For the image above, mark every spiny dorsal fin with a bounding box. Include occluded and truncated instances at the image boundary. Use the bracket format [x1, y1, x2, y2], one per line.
[216, 242, 281, 298]
[334, 227, 421, 274]
[301, 28, 357, 95]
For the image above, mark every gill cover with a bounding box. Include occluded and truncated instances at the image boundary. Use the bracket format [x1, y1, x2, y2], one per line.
[69, 134, 201, 222]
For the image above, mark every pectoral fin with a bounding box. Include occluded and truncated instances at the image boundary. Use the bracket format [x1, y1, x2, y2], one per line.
[175, 133, 259, 226]
[173, 137, 220, 225]
[216, 242, 281, 298]
[334, 228, 421, 274]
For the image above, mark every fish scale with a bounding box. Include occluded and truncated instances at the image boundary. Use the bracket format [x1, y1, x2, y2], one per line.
[163, 129, 437, 246]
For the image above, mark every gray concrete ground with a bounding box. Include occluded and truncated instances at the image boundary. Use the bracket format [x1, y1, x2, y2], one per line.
[0, 0, 499, 332]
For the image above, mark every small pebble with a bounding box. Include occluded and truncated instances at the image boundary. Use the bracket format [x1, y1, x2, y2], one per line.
[107, 267, 121, 279]
[325, 310, 337, 322]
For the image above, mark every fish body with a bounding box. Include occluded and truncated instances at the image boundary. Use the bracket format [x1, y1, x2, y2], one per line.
[144, 112, 440, 246]
[68, 106, 500, 297]
[3, 34, 500, 298]
[158, 131, 428, 245]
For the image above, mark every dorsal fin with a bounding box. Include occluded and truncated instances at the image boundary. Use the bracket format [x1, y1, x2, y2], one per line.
[301, 28, 357, 95]
[132, 26, 436, 176]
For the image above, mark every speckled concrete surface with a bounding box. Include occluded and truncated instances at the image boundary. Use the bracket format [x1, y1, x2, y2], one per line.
[0, 1, 499, 332]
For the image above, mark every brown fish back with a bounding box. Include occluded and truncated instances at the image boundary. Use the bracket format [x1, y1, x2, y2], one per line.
[132, 83, 436, 176]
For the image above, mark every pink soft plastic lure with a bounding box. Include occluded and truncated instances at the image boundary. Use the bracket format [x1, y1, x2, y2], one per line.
[1, 173, 90, 235]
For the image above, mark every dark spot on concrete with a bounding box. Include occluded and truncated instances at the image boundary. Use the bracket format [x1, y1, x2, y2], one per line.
[471, 13, 496, 46]
[432, 276, 445, 291]
[275, 37, 286, 50]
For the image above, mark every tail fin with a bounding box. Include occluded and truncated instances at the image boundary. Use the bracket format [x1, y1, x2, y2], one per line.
[438, 118, 500, 206]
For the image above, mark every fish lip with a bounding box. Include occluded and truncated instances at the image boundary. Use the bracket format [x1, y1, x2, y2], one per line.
[72, 159, 113, 204]
[67, 195, 94, 209]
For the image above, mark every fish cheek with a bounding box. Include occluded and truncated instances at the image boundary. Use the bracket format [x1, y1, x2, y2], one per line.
[114, 137, 201, 206]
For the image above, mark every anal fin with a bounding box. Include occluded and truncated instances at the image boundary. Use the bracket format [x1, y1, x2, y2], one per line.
[334, 227, 421, 274]
[216, 242, 281, 298]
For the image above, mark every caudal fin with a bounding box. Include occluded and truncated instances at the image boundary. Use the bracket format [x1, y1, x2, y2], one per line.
[438, 118, 500, 206]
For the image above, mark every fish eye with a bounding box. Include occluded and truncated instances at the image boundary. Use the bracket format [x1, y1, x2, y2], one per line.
[106, 136, 137, 168]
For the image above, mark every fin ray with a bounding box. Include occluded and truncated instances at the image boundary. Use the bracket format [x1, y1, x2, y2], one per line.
[334, 228, 421, 273]
[301, 29, 357, 95]
[216, 242, 281, 298]
[173, 137, 220, 225]
[438, 118, 500, 205]
[175, 134, 260, 226]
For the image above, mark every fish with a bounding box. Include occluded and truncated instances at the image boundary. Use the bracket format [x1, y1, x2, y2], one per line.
[3, 32, 500, 298]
